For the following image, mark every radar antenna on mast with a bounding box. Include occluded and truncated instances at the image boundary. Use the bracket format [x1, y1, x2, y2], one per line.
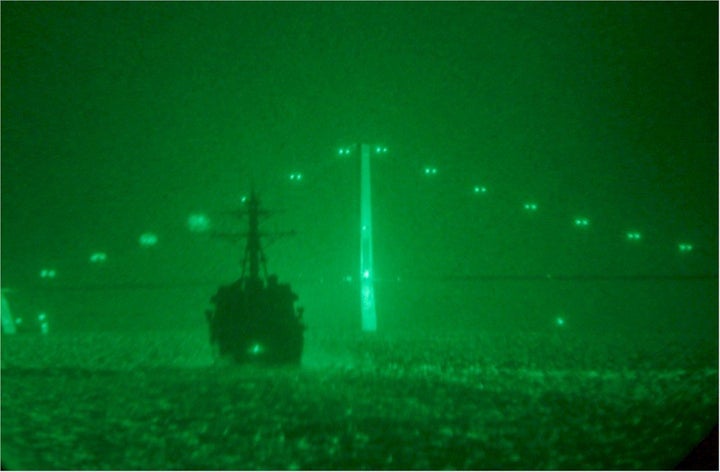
[206, 187, 305, 365]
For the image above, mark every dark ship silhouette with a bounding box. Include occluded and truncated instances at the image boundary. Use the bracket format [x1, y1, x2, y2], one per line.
[205, 190, 305, 365]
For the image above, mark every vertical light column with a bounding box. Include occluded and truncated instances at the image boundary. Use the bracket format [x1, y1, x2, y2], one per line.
[360, 143, 377, 332]
[1, 293, 16, 335]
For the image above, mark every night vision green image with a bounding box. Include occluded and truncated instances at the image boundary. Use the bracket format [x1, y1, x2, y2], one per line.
[1, 2, 717, 470]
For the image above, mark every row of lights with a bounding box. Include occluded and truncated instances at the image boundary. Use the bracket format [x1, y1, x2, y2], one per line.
[338, 146, 389, 156]
[36, 214, 215, 279]
[11, 312, 49, 335]
[338, 151, 694, 255]
[34, 144, 699, 281]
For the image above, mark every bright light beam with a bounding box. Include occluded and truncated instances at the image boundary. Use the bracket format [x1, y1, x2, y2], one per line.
[360, 144, 377, 332]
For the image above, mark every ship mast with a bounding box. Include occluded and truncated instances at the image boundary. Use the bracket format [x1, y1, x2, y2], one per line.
[213, 188, 295, 287]
[242, 189, 268, 287]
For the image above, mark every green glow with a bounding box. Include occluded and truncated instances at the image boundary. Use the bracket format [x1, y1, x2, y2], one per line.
[248, 342, 264, 355]
[339, 148, 346, 156]
[187, 214, 210, 233]
[139, 232, 158, 247]
[523, 203, 538, 211]
[556, 317, 565, 326]
[679, 243, 694, 252]
[89, 252, 107, 263]
[40, 269, 56, 279]
[15, 318, 22, 325]
[40, 321, 49, 335]
[574, 218, 590, 227]
[424, 167, 438, 175]
[289, 173, 303, 181]
[38, 312, 47, 321]
[360, 144, 377, 332]
[241, 195, 248, 203]
[473, 186, 487, 194]
[626, 232, 642, 241]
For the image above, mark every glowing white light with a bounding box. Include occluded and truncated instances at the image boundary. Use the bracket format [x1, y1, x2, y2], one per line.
[139, 233, 158, 247]
[360, 144, 377, 332]
[188, 214, 210, 233]
[90, 252, 107, 263]
[574, 218, 590, 227]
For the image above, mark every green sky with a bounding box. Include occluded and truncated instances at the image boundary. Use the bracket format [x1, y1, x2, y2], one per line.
[2, 2, 717, 333]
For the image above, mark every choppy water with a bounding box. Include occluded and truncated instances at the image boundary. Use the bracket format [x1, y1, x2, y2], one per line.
[1, 329, 717, 469]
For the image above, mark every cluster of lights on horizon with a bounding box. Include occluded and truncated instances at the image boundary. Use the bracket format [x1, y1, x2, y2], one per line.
[28, 141, 702, 332]
[338, 146, 389, 156]
[33, 145, 700, 280]
[3, 311, 50, 335]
